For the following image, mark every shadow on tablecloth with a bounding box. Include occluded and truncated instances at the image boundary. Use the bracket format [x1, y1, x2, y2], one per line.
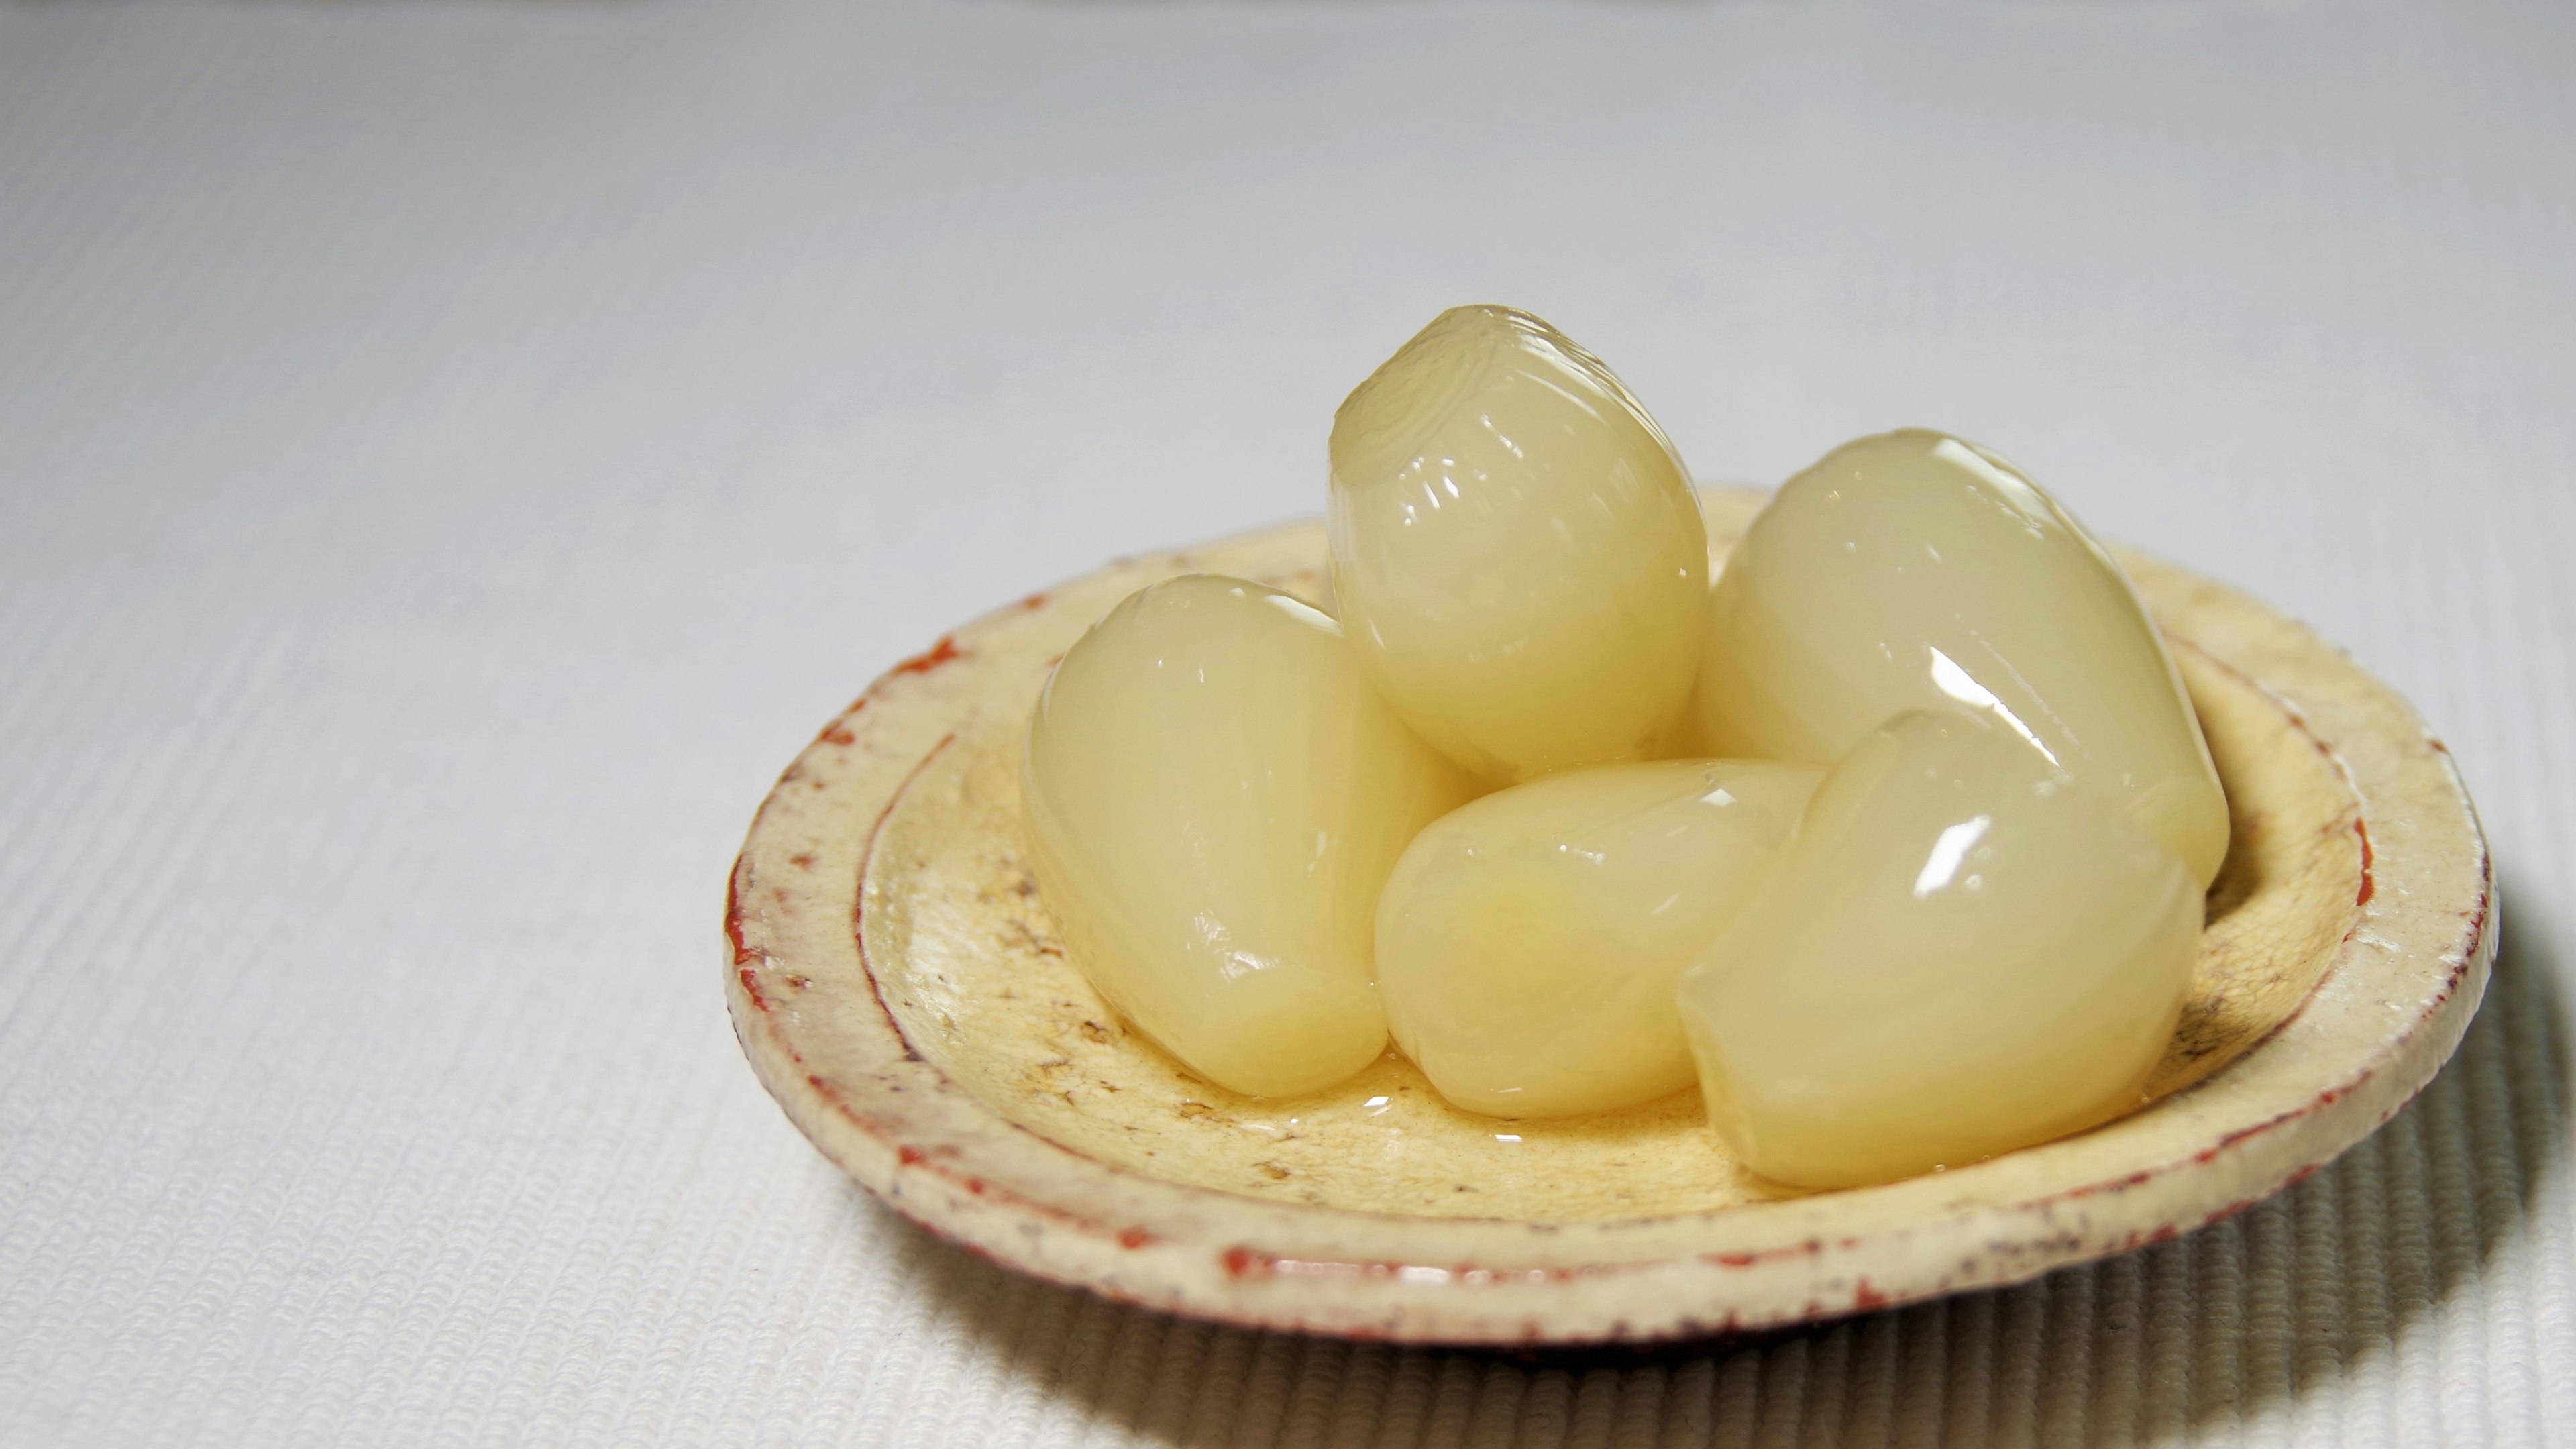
[863, 868, 2562, 1447]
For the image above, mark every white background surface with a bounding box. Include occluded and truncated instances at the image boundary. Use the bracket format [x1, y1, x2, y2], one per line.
[2, 1, 2571, 1444]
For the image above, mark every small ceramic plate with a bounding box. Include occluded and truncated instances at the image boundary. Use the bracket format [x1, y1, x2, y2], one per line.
[724, 489, 2492, 1346]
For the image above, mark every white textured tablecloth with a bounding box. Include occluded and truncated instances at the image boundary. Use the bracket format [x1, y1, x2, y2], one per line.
[3, 1, 2570, 1444]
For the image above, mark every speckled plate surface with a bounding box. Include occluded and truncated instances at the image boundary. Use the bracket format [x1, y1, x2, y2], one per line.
[724, 489, 2492, 1345]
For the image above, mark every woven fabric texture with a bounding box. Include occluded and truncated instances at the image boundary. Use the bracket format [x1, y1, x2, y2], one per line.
[1, 1, 2570, 1444]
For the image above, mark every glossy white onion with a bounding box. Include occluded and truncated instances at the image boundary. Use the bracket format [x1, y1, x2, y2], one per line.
[1377, 759, 1822, 1118]
[1678, 710, 2202, 1188]
[1329, 305, 1707, 782]
[1694, 429, 2228, 885]
[1022, 575, 1477, 1097]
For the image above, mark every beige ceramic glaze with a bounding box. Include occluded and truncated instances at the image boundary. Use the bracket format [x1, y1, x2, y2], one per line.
[725, 489, 2492, 1345]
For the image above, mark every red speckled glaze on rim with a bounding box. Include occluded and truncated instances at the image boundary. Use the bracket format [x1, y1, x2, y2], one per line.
[724, 492, 2492, 1345]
